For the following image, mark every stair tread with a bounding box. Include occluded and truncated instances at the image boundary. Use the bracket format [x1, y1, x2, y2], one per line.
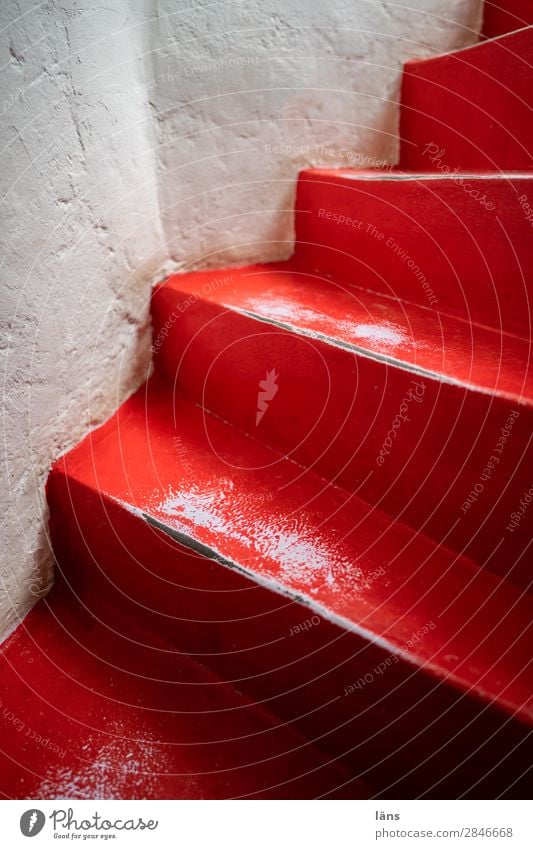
[0, 585, 357, 799]
[55, 376, 533, 725]
[483, 1, 533, 39]
[158, 262, 533, 404]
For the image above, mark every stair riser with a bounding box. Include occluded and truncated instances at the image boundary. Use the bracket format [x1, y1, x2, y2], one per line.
[399, 28, 533, 172]
[483, 0, 533, 38]
[294, 172, 533, 337]
[47, 471, 532, 799]
[152, 291, 533, 589]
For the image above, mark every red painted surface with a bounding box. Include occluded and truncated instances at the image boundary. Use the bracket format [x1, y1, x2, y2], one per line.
[154, 261, 533, 399]
[41, 376, 533, 797]
[400, 27, 533, 172]
[483, 0, 533, 38]
[2, 0, 533, 800]
[294, 169, 533, 337]
[0, 582, 358, 799]
[152, 264, 533, 590]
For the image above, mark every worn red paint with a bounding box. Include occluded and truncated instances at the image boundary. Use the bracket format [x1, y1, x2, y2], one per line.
[153, 264, 533, 590]
[0, 581, 358, 799]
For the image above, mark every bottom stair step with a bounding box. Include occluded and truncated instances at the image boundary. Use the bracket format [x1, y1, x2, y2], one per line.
[45, 375, 533, 798]
[0, 585, 360, 799]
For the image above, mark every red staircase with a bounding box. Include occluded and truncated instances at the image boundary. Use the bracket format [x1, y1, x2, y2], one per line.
[1, 4, 532, 799]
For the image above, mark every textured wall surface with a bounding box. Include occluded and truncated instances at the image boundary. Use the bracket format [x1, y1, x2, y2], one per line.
[0, 0, 165, 637]
[148, 0, 482, 270]
[0, 0, 482, 639]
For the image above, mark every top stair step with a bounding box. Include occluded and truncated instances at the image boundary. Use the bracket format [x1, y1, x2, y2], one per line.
[49, 375, 533, 730]
[399, 26, 533, 172]
[483, 0, 533, 38]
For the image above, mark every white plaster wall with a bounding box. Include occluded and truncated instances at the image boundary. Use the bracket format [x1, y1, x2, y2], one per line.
[0, 0, 482, 639]
[0, 0, 165, 637]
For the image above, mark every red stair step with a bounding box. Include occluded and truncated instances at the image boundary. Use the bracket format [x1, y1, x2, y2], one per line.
[483, 0, 533, 39]
[46, 376, 533, 798]
[294, 168, 533, 337]
[0, 583, 358, 799]
[152, 264, 533, 590]
[399, 27, 533, 171]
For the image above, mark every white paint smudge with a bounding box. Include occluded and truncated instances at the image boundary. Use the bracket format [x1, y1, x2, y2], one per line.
[241, 296, 411, 351]
[156, 485, 363, 591]
[349, 323, 407, 347]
